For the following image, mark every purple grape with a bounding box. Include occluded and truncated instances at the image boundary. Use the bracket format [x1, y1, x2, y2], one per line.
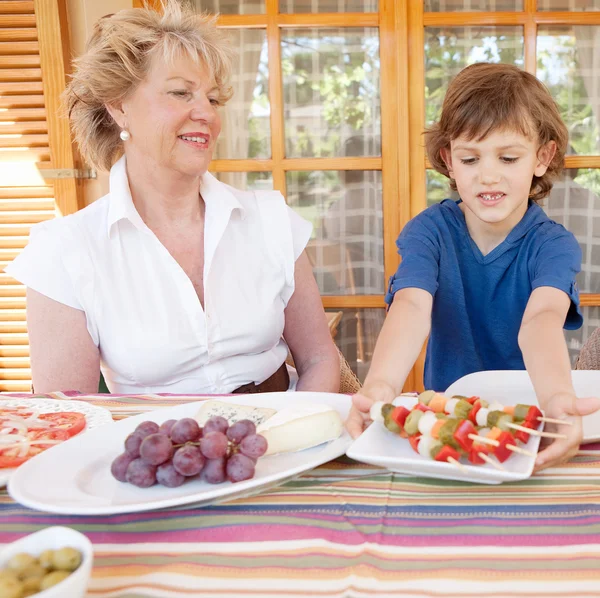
[199, 431, 228, 459]
[170, 418, 201, 444]
[135, 421, 160, 439]
[202, 457, 227, 484]
[111, 453, 135, 482]
[159, 419, 177, 436]
[226, 453, 255, 483]
[239, 434, 268, 459]
[156, 461, 186, 488]
[139, 433, 173, 466]
[172, 444, 205, 477]
[124, 432, 144, 457]
[126, 458, 157, 487]
[226, 420, 256, 444]
[203, 416, 228, 435]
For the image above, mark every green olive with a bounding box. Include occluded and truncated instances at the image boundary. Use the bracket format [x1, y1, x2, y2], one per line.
[7, 553, 37, 573]
[454, 399, 472, 420]
[38, 550, 55, 571]
[40, 570, 71, 590]
[404, 410, 424, 436]
[383, 415, 401, 434]
[17, 563, 45, 583]
[21, 575, 42, 592]
[514, 404, 529, 421]
[438, 419, 460, 448]
[487, 410, 503, 428]
[0, 576, 24, 598]
[417, 390, 436, 405]
[52, 547, 82, 572]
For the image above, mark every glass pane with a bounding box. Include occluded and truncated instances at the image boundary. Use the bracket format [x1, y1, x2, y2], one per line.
[538, 0, 600, 10]
[212, 172, 273, 190]
[566, 306, 600, 365]
[425, 0, 522, 10]
[280, 0, 377, 12]
[425, 169, 459, 207]
[191, 0, 265, 14]
[334, 308, 385, 382]
[286, 170, 384, 295]
[214, 30, 270, 160]
[425, 27, 524, 127]
[544, 169, 600, 294]
[537, 26, 600, 156]
[282, 29, 381, 158]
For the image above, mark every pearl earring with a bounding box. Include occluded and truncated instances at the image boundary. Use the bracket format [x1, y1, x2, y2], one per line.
[119, 129, 130, 141]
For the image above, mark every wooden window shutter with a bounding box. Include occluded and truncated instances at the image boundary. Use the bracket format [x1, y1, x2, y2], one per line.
[0, 0, 81, 392]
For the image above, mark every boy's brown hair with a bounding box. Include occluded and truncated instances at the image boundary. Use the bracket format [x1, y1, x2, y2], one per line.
[425, 63, 568, 203]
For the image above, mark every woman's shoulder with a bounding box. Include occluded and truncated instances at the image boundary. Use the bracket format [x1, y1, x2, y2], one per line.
[220, 181, 285, 211]
[32, 194, 111, 246]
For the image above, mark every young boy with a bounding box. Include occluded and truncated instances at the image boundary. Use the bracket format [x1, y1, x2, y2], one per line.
[347, 63, 600, 471]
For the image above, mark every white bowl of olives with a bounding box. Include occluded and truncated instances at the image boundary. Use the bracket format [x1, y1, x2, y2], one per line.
[0, 526, 93, 598]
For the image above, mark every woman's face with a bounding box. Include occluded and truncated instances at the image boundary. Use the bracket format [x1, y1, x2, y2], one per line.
[115, 53, 222, 178]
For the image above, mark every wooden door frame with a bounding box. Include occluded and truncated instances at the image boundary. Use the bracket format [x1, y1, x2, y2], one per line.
[34, 0, 81, 215]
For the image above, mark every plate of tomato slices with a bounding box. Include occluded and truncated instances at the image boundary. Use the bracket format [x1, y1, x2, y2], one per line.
[0, 398, 113, 486]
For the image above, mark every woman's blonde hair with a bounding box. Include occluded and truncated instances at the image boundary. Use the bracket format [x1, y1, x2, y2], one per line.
[65, 0, 233, 171]
[425, 63, 568, 203]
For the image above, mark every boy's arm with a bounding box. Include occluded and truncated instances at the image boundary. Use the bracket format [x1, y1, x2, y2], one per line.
[519, 286, 600, 470]
[346, 287, 432, 438]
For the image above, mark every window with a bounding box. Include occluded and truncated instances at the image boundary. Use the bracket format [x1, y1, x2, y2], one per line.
[148, 0, 600, 386]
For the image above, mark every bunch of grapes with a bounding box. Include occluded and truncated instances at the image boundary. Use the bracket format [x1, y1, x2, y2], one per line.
[110, 416, 268, 488]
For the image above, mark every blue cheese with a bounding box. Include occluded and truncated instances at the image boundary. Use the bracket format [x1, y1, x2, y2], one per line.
[195, 401, 276, 427]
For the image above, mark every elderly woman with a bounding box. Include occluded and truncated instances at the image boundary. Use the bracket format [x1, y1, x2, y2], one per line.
[5, 1, 340, 395]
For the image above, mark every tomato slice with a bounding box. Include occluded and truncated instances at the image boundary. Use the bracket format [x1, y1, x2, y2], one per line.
[0, 408, 33, 425]
[0, 410, 87, 468]
[0, 428, 70, 469]
[37, 412, 86, 437]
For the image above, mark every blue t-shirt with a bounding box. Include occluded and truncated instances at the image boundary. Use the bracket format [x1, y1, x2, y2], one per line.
[385, 199, 583, 392]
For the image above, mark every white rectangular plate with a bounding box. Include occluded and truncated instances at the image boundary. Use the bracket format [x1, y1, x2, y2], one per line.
[8, 392, 352, 515]
[346, 393, 541, 485]
[0, 398, 114, 488]
[446, 370, 600, 444]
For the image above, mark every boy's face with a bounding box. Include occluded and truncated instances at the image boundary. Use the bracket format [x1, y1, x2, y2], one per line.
[441, 129, 556, 238]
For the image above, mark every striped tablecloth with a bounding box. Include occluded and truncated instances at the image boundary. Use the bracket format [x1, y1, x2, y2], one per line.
[1, 391, 600, 598]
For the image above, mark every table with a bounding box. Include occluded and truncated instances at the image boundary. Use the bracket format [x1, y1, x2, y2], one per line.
[2, 391, 600, 598]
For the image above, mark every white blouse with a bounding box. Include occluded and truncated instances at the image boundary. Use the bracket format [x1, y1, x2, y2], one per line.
[6, 157, 312, 394]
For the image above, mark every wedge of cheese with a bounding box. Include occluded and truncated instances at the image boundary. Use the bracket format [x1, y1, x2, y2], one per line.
[195, 400, 276, 427]
[256, 403, 344, 456]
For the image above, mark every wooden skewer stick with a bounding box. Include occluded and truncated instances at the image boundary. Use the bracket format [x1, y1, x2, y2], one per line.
[506, 443, 535, 457]
[467, 433, 535, 457]
[478, 452, 505, 470]
[468, 433, 498, 447]
[506, 422, 567, 440]
[447, 456, 468, 472]
[538, 416, 573, 426]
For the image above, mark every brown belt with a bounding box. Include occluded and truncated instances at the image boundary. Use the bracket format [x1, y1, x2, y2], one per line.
[232, 363, 290, 394]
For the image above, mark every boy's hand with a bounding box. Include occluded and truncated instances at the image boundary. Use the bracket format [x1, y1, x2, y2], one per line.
[346, 382, 396, 439]
[534, 393, 600, 471]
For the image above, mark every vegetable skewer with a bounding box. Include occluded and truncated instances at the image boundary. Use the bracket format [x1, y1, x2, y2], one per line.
[377, 395, 542, 467]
